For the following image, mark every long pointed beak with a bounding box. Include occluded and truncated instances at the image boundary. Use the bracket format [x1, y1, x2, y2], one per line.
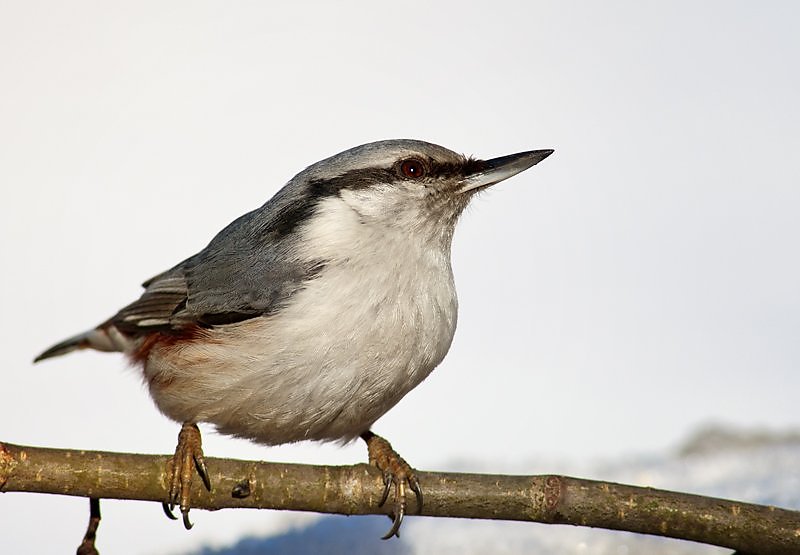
[458, 149, 554, 194]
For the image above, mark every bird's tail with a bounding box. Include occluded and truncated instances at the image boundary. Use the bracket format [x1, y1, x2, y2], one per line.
[34, 326, 127, 363]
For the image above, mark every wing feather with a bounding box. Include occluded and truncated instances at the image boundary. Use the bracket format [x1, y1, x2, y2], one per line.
[110, 194, 322, 336]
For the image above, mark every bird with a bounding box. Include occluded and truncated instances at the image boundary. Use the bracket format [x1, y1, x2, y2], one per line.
[35, 139, 553, 538]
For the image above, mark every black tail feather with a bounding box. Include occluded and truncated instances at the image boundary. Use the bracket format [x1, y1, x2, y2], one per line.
[34, 332, 93, 363]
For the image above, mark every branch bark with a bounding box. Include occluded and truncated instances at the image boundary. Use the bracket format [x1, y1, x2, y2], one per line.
[1, 441, 798, 554]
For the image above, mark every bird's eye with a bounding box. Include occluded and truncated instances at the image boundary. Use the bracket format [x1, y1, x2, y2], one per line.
[399, 159, 426, 179]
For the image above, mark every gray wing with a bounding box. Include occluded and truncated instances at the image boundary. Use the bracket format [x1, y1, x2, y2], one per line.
[112, 191, 322, 335]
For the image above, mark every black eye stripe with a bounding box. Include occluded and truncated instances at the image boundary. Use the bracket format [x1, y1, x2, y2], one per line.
[306, 156, 485, 195]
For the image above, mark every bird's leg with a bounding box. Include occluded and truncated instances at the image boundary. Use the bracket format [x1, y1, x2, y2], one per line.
[162, 422, 212, 530]
[360, 430, 423, 539]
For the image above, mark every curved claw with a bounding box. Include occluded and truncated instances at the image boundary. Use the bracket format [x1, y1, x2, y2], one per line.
[182, 510, 193, 530]
[378, 471, 392, 507]
[162, 502, 178, 521]
[381, 503, 405, 540]
[194, 454, 212, 492]
[409, 475, 423, 513]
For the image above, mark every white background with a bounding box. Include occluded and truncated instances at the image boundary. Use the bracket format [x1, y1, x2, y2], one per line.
[1, 2, 798, 553]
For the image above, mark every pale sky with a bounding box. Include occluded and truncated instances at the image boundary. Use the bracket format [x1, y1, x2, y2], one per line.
[1, 1, 799, 553]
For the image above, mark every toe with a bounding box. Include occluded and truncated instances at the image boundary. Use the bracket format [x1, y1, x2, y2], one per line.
[362, 431, 422, 539]
[163, 423, 210, 528]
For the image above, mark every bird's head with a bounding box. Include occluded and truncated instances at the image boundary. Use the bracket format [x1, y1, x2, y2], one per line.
[284, 139, 552, 244]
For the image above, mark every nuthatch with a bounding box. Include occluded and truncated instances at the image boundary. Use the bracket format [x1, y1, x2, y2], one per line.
[36, 139, 553, 538]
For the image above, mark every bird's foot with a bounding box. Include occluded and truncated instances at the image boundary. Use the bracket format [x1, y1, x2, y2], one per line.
[162, 423, 211, 529]
[361, 431, 423, 539]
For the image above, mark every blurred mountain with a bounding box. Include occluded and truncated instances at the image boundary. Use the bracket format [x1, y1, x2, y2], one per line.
[677, 422, 800, 457]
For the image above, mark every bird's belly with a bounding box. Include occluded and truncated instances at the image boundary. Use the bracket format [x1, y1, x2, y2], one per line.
[142, 270, 458, 445]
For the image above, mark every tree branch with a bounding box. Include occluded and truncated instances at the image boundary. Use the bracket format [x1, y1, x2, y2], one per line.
[1, 441, 798, 554]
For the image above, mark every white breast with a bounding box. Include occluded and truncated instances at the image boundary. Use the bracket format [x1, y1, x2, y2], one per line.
[143, 195, 459, 445]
